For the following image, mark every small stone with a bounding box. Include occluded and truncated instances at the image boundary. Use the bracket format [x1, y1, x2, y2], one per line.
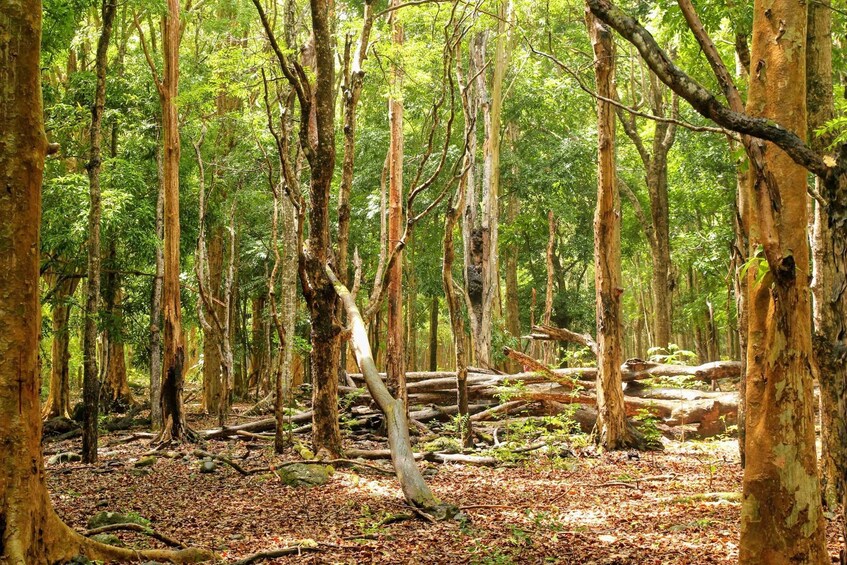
[200, 460, 217, 473]
[48, 452, 82, 465]
[134, 456, 157, 468]
[164, 450, 180, 459]
[129, 468, 151, 477]
[87, 511, 149, 529]
[275, 463, 331, 487]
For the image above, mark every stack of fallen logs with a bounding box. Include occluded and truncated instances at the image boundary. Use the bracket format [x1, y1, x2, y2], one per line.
[344, 356, 741, 439]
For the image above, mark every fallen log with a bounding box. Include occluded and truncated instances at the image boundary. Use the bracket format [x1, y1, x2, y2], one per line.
[527, 323, 598, 355]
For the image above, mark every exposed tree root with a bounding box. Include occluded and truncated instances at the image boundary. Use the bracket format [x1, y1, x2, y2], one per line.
[43, 512, 216, 563]
[84, 522, 187, 548]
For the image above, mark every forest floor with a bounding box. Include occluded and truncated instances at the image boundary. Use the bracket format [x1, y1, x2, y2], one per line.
[46, 405, 844, 564]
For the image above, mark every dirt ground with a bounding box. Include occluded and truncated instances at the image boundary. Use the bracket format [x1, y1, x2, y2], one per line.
[46, 410, 844, 564]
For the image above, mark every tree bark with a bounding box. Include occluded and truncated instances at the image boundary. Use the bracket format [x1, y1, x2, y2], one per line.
[150, 144, 165, 430]
[202, 226, 224, 416]
[739, 1, 826, 560]
[586, 7, 636, 450]
[81, 0, 116, 463]
[807, 0, 847, 545]
[101, 255, 133, 414]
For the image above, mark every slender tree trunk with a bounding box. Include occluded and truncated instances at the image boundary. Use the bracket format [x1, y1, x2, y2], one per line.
[543, 210, 556, 364]
[81, 0, 116, 463]
[428, 295, 439, 371]
[202, 228, 223, 415]
[157, 0, 190, 443]
[44, 277, 80, 420]
[386, 0, 406, 409]
[250, 293, 267, 395]
[150, 146, 165, 431]
[739, 0, 827, 559]
[504, 123, 521, 372]
[586, 7, 635, 450]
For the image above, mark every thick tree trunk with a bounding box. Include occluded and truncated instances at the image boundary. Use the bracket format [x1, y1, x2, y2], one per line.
[386, 0, 406, 409]
[0, 4, 211, 560]
[81, 0, 116, 463]
[587, 8, 636, 450]
[43, 277, 80, 420]
[739, 0, 826, 560]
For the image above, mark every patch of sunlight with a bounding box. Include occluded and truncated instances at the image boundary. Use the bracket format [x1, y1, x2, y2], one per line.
[558, 508, 608, 527]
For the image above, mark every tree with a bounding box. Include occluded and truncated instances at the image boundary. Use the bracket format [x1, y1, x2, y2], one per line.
[254, 0, 343, 457]
[585, 7, 634, 450]
[615, 69, 678, 350]
[137, 0, 190, 442]
[81, 0, 117, 464]
[586, 0, 828, 557]
[386, 0, 407, 408]
[0, 0, 211, 560]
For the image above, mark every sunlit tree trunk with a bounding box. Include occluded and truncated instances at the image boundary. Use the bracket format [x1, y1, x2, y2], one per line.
[428, 295, 439, 371]
[157, 0, 189, 442]
[586, 7, 633, 450]
[739, 0, 826, 559]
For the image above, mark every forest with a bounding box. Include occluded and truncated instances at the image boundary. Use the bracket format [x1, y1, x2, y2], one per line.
[2, 0, 846, 562]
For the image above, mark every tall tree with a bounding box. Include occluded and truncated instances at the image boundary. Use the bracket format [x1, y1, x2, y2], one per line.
[586, 0, 828, 557]
[137, 0, 190, 442]
[585, 7, 633, 450]
[807, 0, 847, 538]
[386, 0, 407, 408]
[254, 0, 343, 456]
[616, 69, 677, 350]
[0, 0, 211, 559]
[82, 0, 117, 464]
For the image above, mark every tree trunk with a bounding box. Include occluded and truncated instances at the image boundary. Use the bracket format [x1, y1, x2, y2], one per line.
[328, 267, 455, 518]
[150, 145, 165, 430]
[739, 0, 827, 559]
[386, 0, 406, 409]
[81, 0, 116, 463]
[250, 293, 267, 396]
[0, 3, 211, 560]
[428, 295, 438, 371]
[808, 0, 847, 542]
[43, 276, 80, 420]
[504, 123, 521, 372]
[202, 227, 224, 416]
[586, 8, 636, 450]
[157, 0, 190, 443]
[101, 263, 133, 413]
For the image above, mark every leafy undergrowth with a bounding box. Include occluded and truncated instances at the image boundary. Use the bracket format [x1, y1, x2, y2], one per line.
[46, 411, 844, 564]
